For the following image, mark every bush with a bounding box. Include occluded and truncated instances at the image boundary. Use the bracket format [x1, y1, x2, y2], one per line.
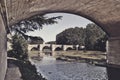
[8, 59, 46, 80]
[11, 34, 28, 60]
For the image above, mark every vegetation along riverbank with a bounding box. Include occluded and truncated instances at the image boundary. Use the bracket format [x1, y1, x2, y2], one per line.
[56, 51, 107, 66]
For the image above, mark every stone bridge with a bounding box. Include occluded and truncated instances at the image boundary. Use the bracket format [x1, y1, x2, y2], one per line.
[28, 44, 78, 51]
[0, 0, 120, 80]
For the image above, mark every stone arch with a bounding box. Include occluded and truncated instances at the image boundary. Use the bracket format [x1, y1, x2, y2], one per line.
[66, 47, 73, 51]
[54, 47, 62, 51]
[28, 44, 38, 51]
[42, 46, 51, 52]
[10, 12, 109, 36]
[7, 0, 120, 37]
[31, 47, 38, 51]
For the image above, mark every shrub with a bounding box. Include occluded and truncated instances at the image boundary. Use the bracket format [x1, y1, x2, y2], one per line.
[11, 34, 28, 60]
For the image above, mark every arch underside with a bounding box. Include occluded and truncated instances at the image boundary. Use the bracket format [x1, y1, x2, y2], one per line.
[42, 46, 51, 51]
[66, 47, 73, 51]
[6, 0, 120, 37]
[54, 47, 62, 51]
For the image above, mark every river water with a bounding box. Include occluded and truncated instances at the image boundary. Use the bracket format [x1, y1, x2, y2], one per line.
[31, 56, 108, 80]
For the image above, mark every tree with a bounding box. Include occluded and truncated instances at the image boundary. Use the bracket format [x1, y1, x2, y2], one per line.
[56, 27, 85, 45]
[94, 35, 108, 51]
[27, 36, 44, 44]
[11, 15, 62, 37]
[85, 23, 107, 50]
[56, 23, 108, 51]
[9, 15, 62, 47]
[11, 34, 28, 60]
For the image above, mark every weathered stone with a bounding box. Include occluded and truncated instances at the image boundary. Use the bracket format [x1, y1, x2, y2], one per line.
[107, 37, 120, 65]
[5, 59, 22, 80]
[0, 11, 7, 80]
[5, 0, 120, 37]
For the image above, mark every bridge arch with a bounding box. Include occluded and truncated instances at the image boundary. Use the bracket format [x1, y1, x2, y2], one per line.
[54, 47, 62, 51]
[31, 47, 38, 51]
[7, 0, 120, 37]
[42, 46, 51, 52]
[66, 47, 73, 51]
[28, 44, 38, 51]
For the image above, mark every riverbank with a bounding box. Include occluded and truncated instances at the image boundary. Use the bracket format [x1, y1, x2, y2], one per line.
[56, 51, 107, 65]
[28, 50, 107, 66]
[5, 58, 46, 80]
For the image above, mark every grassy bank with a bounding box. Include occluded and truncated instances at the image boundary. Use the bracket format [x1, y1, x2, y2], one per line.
[28, 50, 107, 65]
[57, 51, 106, 59]
[8, 59, 46, 80]
[56, 51, 107, 65]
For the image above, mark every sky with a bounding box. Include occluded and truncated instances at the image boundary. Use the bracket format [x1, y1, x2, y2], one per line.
[27, 13, 92, 42]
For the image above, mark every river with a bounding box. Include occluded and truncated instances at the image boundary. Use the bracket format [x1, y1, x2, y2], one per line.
[31, 56, 108, 80]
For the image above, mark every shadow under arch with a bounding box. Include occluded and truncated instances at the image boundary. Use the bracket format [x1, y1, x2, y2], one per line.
[42, 46, 51, 52]
[31, 47, 38, 51]
[66, 47, 73, 51]
[54, 47, 62, 51]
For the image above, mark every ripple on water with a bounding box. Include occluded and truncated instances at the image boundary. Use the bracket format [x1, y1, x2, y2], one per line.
[32, 57, 108, 80]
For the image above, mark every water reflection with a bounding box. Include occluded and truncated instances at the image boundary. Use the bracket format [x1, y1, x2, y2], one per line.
[31, 56, 108, 80]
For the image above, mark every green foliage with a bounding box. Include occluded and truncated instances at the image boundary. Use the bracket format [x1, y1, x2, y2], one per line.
[85, 23, 108, 50]
[94, 35, 108, 51]
[56, 23, 108, 51]
[28, 36, 44, 44]
[11, 15, 62, 34]
[11, 34, 28, 60]
[8, 59, 46, 80]
[13, 30, 44, 44]
[10, 15, 62, 44]
[56, 27, 85, 45]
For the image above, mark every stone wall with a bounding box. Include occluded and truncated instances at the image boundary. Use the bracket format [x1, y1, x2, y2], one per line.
[0, 12, 7, 80]
[6, 0, 120, 37]
[107, 37, 120, 66]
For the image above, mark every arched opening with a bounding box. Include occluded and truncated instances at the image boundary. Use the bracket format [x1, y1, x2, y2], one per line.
[66, 47, 73, 51]
[8, 12, 109, 80]
[54, 47, 62, 51]
[42, 46, 52, 56]
[10, 12, 108, 64]
[31, 47, 38, 51]
[42, 46, 51, 52]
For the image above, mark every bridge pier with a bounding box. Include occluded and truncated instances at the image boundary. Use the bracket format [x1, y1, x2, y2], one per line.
[107, 37, 120, 65]
[51, 44, 55, 51]
[62, 45, 66, 51]
[107, 37, 120, 80]
[39, 44, 43, 52]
